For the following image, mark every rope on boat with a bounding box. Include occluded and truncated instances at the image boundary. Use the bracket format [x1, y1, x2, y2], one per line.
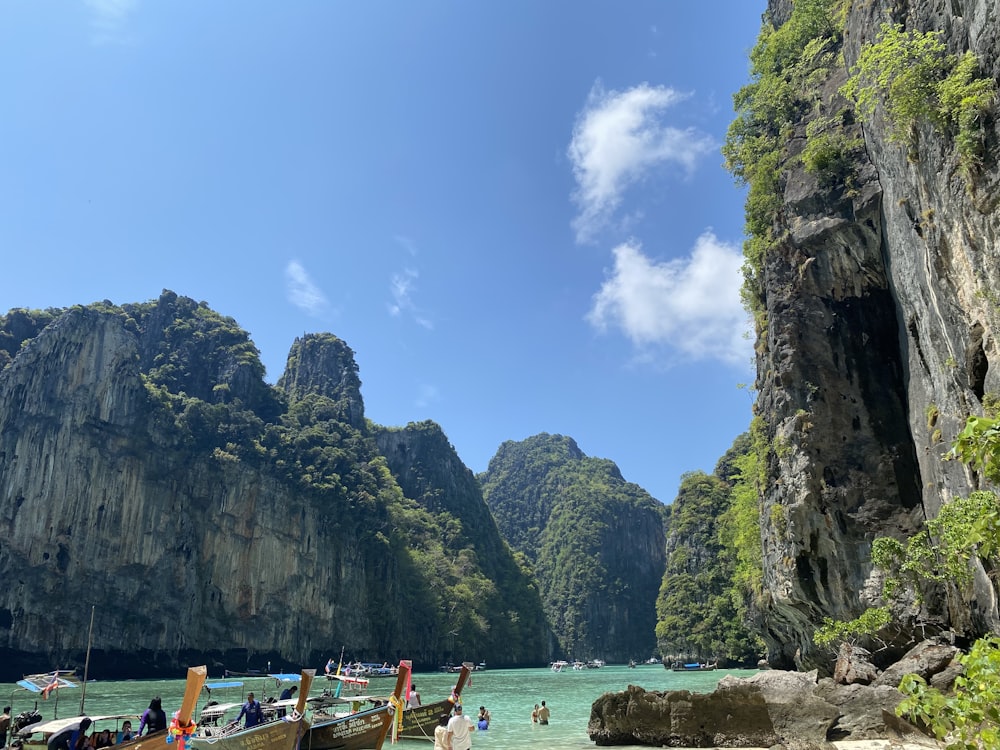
[389, 695, 405, 743]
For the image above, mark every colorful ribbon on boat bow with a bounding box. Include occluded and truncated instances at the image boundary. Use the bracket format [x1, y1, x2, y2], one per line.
[389, 693, 405, 744]
[167, 714, 197, 750]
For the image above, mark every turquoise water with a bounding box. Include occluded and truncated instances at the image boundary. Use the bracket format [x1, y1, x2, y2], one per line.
[2, 665, 748, 750]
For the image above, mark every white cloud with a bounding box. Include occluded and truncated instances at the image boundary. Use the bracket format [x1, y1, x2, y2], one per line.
[84, 0, 137, 44]
[388, 269, 433, 330]
[568, 82, 716, 242]
[414, 384, 440, 409]
[587, 232, 752, 367]
[285, 260, 329, 317]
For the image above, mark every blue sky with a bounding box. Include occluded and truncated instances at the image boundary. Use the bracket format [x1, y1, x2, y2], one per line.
[2, 1, 765, 504]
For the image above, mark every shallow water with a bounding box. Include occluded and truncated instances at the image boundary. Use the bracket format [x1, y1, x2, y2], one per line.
[2, 664, 749, 750]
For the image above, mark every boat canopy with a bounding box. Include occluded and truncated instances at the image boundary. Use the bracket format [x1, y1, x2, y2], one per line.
[17, 672, 78, 693]
[205, 681, 244, 690]
[17, 715, 139, 737]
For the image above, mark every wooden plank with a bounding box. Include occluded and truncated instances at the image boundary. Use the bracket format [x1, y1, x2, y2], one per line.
[178, 666, 208, 727]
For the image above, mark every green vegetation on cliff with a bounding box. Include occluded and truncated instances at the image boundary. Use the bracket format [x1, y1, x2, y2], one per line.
[813, 416, 1000, 748]
[480, 433, 667, 661]
[376, 420, 549, 664]
[843, 24, 996, 176]
[723, 0, 844, 318]
[655, 434, 764, 665]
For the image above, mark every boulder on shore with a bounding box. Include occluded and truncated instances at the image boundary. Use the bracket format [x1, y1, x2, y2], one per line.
[588, 669, 929, 747]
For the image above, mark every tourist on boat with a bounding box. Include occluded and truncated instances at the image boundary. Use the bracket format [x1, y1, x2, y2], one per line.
[70, 718, 93, 750]
[432, 714, 450, 750]
[537, 701, 550, 725]
[277, 685, 298, 717]
[325, 658, 334, 675]
[138, 697, 166, 736]
[93, 729, 114, 748]
[407, 684, 421, 708]
[446, 704, 474, 750]
[118, 721, 134, 743]
[235, 692, 264, 728]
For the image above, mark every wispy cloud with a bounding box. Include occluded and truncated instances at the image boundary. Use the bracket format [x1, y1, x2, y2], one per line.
[394, 234, 419, 256]
[414, 384, 440, 409]
[285, 260, 329, 317]
[388, 268, 433, 330]
[587, 232, 752, 367]
[568, 82, 716, 243]
[84, 0, 137, 45]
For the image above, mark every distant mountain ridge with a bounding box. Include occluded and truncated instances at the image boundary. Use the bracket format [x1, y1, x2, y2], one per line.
[479, 433, 668, 662]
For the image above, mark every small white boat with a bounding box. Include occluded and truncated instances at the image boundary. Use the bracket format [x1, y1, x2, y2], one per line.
[550, 660, 569, 673]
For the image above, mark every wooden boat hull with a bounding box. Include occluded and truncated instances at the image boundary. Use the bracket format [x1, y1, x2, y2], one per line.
[189, 716, 309, 750]
[669, 665, 717, 672]
[301, 706, 391, 750]
[397, 662, 473, 740]
[115, 730, 170, 750]
[398, 700, 452, 740]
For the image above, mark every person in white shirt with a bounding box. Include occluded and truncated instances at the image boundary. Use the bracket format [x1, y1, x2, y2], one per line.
[446, 704, 475, 750]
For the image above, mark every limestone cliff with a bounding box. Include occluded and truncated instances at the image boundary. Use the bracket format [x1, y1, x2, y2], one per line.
[0, 293, 545, 678]
[745, 0, 1000, 669]
[374, 422, 551, 664]
[479, 434, 668, 662]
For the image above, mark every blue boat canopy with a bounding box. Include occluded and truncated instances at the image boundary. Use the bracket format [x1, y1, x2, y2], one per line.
[17, 673, 78, 693]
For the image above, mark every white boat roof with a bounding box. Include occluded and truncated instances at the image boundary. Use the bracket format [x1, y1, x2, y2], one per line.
[20, 715, 139, 737]
[199, 702, 245, 719]
[309, 695, 384, 706]
[326, 675, 369, 685]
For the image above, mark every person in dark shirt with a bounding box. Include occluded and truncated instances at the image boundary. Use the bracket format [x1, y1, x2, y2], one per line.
[139, 697, 167, 736]
[69, 718, 93, 750]
[277, 686, 298, 718]
[235, 693, 263, 728]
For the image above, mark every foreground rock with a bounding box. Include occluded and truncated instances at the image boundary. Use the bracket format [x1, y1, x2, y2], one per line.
[588, 670, 927, 747]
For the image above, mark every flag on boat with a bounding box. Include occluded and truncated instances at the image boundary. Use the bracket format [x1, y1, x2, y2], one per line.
[41, 674, 60, 699]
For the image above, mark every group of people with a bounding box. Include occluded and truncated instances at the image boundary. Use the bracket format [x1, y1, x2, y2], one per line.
[53, 696, 162, 750]
[60, 717, 139, 750]
[530, 700, 550, 725]
[432, 703, 492, 750]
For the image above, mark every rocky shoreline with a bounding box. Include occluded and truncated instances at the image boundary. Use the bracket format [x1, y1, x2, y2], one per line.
[587, 641, 953, 748]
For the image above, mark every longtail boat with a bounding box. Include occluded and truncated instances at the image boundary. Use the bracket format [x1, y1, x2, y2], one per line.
[123, 664, 207, 750]
[301, 661, 410, 750]
[188, 669, 314, 750]
[398, 662, 472, 740]
[667, 661, 718, 672]
[14, 665, 208, 750]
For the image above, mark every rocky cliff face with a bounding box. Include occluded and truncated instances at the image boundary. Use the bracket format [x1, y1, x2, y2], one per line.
[754, 0, 1000, 669]
[0, 295, 545, 678]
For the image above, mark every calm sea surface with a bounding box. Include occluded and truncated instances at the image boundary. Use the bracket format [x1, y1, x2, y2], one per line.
[2, 665, 748, 750]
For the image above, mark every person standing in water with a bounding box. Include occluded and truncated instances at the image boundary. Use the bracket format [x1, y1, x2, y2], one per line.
[433, 714, 451, 750]
[446, 704, 474, 750]
[537, 701, 550, 725]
